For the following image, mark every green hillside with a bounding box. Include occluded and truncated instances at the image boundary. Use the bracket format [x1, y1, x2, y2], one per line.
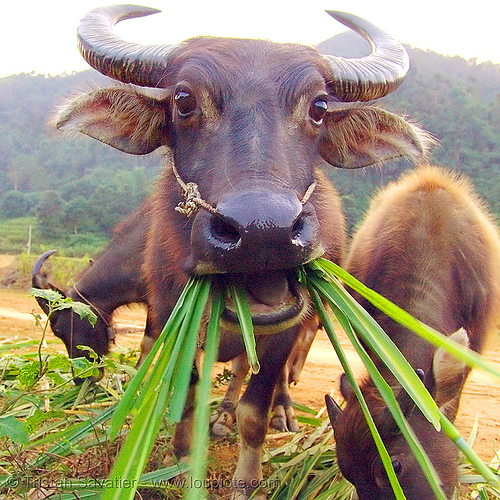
[1, 33, 499, 253]
[320, 32, 500, 228]
[0, 217, 37, 254]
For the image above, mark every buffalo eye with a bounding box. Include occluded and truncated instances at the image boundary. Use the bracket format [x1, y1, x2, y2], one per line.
[174, 89, 197, 117]
[372, 457, 403, 487]
[309, 98, 328, 124]
[391, 459, 402, 475]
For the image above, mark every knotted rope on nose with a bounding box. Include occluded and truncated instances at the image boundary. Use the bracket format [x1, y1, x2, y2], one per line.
[300, 181, 316, 206]
[171, 163, 316, 218]
[171, 164, 218, 218]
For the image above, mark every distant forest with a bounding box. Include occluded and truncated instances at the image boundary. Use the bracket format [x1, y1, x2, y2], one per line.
[1, 31, 500, 255]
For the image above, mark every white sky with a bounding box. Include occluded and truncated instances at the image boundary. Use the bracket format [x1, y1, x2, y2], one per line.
[1, 0, 499, 78]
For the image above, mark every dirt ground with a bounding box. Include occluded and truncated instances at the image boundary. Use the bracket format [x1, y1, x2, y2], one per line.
[1, 283, 499, 463]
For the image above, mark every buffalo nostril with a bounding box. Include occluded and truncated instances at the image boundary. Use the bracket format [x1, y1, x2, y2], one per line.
[291, 211, 317, 250]
[210, 215, 241, 246]
[291, 214, 305, 240]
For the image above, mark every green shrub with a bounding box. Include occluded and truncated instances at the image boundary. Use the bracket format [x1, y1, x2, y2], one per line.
[0, 191, 29, 219]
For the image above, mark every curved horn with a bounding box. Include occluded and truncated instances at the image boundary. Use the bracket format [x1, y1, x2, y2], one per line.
[32, 249, 65, 316]
[324, 11, 409, 102]
[32, 249, 58, 288]
[77, 5, 179, 87]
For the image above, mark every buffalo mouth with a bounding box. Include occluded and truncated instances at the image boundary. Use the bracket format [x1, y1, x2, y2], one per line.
[218, 270, 308, 334]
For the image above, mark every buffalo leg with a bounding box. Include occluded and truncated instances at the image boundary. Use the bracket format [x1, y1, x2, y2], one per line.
[216, 317, 319, 436]
[136, 307, 156, 367]
[213, 358, 300, 436]
[286, 316, 318, 385]
[270, 317, 318, 432]
[211, 353, 249, 437]
[269, 369, 299, 432]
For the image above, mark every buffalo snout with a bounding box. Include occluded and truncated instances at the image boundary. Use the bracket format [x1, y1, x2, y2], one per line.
[188, 190, 322, 275]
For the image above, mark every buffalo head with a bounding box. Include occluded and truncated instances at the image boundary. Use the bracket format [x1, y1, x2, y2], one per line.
[51, 5, 434, 498]
[54, 6, 430, 337]
[32, 250, 112, 364]
[326, 330, 470, 499]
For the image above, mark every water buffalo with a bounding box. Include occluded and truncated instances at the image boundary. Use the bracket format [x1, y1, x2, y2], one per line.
[327, 166, 500, 499]
[54, 5, 429, 498]
[32, 200, 154, 364]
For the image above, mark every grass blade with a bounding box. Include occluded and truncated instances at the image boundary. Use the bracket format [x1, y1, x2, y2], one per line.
[139, 463, 190, 485]
[308, 287, 406, 499]
[168, 277, 211, 421]
[185, 287, 224, 500]
[307, 271, 441, 429]
[328, 298, 447, 499]
[50, 464, 190, 499]
[312, 258, 500, 381]
[229, 282, 260, 373]
[116, 277, 208, 427]
[308, 260, 500, 488]
[30, 404, 116, 468]
[101, 277, 212, 500]
[101, 389, 165, 500]
[108, 277, 199, 439]
[440, 415, 500, 485]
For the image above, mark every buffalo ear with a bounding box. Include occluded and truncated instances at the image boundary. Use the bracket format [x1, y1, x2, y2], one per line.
[54, 87, 171, 154]
[433, 328, 469, 418]
[319, 107, 433, 169]
[325, 394, 342, 425]
[392, 368, 428, 423]
[339, 372, 354, 400]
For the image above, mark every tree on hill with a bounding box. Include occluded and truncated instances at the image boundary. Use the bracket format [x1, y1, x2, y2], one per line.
[63, 196, 93, 234]
[37, 190, 64, 240]
[0, 191, 29, 219]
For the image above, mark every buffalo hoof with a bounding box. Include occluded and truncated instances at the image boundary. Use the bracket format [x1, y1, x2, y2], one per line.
[211, 420, 234, 437]
[211, 405, 237, 438]
[269, 403, 299, 433]
[231, 484, 266, 500]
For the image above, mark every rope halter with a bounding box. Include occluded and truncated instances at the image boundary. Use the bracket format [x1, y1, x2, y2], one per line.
[72, 284, 115, 342]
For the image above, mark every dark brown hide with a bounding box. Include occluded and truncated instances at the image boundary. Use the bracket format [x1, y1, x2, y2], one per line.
[212, 314, 320, 436]
[54, 7, 431, 498]
[32, 200, 153, 363]
[332, 166, 500, 500]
